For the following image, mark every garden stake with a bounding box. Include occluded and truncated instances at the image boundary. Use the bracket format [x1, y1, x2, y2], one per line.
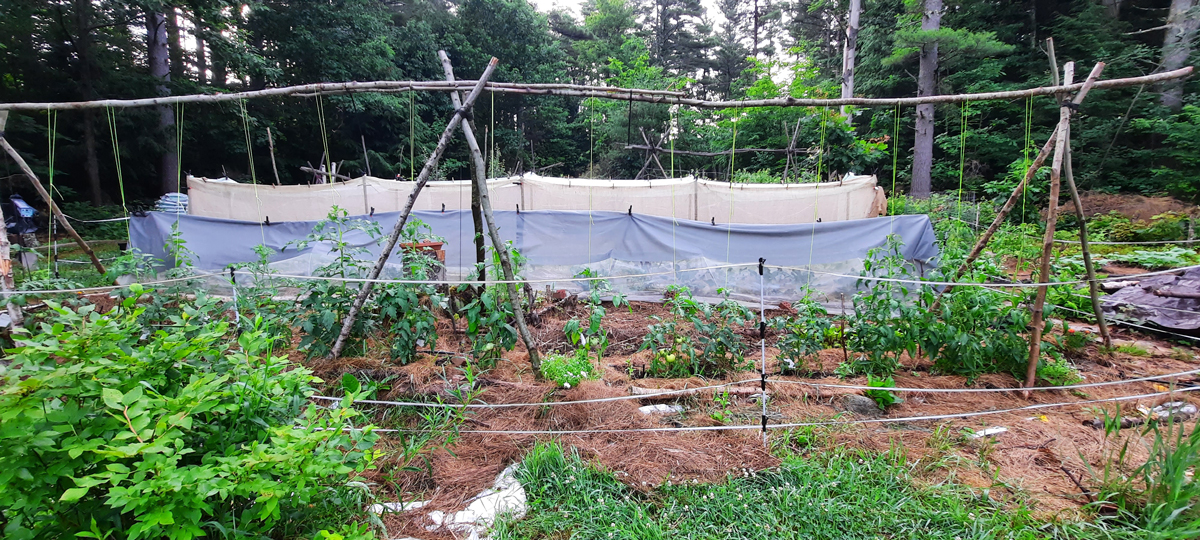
[759, 257, 768, 447]
[439, 51, 542, 373]
[1025, 62, 1107, 393]
[329, 56, 499, 360]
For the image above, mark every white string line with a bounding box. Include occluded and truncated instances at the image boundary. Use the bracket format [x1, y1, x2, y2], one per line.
[765, 263, 1200, 288]
[263, 262, 756, 286]
[1054, 238, 1199, 246]
[1, 271, 220, 296]
[334, 387, 1199, 435]
[64, 214, 131, 223]
[311, 379, 762, 409]
[310, 366, 1200, 411]
[766, 368, 1200, 393]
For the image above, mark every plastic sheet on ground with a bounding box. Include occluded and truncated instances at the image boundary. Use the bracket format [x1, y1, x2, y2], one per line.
[1102, 267, 1200, 334]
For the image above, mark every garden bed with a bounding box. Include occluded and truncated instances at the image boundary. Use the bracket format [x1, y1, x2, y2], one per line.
[299, 298, 1200, 537]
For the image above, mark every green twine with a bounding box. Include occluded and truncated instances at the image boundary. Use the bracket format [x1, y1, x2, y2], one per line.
[1021, 95, 1032, 223]
[239, 100, 257, 184]
[410, 92, 416, 181]
[104, 107, 130, 240]
[175, 102, 185, 197]
[816, 106, 828, 183]
[957, 101, 968, 219]
[316, 95, 331, 183]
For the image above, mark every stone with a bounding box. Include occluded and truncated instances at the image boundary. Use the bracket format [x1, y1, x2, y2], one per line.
[841, 394, 883, 417]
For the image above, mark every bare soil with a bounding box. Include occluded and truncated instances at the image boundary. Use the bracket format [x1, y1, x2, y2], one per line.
[301, 299, 1200, 535]
[1076, 192, 1198, 221]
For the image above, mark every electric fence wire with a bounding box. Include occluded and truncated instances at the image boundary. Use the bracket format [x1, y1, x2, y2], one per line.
[324, 386, 1200, 436]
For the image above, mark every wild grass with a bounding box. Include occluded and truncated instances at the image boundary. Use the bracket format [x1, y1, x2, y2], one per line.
[494, 440, 1137, 540]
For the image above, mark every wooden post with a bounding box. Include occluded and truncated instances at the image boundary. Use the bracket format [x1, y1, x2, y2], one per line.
[328, 57, 500, 359]
[0, 112, 107, 275]
[1023, 61, 1112, 392]
[439, 50, 542, 373]
[266, 127, 281, 185]
[0, 194, 24, 328]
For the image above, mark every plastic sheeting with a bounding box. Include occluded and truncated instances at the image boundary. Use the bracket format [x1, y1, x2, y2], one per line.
[130, 210, 937, 305]
[184, 173, 887, 225]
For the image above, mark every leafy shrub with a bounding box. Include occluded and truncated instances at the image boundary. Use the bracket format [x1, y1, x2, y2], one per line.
[376, 283, 439, 364]
[289, 207, 384, 357]
[540, 349, 598, 388]
[641, 286, 752, 378]
[922, 286, 1030, 382]
[846, 236, 924, 376]
[771, 293, 831, 375]
[563, 269, 627, 361]
[0, 293, 378, 540]
[460, 285, 517, 367]
[864, 374, 901, 410]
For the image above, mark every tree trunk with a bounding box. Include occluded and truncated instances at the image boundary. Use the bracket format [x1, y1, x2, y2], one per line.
[147, 10, 179, 195]
[1100, 0, 1122, 18]
[840, 0, 862, 123]
[195, 31, 207, 85]
[167, 8, 185, 80]
[911, 0, 942, 199]
[1161, 0, 1198, 112]
[74, 0, 103, 205]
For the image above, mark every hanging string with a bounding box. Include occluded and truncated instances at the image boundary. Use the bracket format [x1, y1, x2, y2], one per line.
[104, 106, 130, 239]
[47, 109, 58, 277]
[724, 102, 741, 289]
[816, 106, 828, 184]
[240, 100, 268, 246]
[410, 92, 416, 181]
[957, 101, 968, 220]
[1021, 95, 1032, 223]
[588, 98, 594, 177]
[316, 95, 333, 182]
[890, 103, 900, 229]
[239, 100, 258, 184]
[175, 102, 184, 200]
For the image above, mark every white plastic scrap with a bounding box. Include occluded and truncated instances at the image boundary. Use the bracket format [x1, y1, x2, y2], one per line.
[968, 427, 1008, 439]
[367, 499, 427, 515]
[639, 404, 685, 415]
[427, 462, 527, 540]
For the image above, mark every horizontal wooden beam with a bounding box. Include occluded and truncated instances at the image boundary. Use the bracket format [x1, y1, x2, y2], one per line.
[0, 67, 1189, 112]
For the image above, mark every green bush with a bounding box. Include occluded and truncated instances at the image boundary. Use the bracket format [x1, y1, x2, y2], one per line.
[0, 293, 378, 540]
[770, 293, 831, 375]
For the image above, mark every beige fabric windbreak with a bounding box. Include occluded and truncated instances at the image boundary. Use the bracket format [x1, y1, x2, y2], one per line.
[186, 173, 885, 224]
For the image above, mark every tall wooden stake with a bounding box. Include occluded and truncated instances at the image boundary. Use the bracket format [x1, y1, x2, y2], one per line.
[0, 112, 107, 275]
[329, 57, 499, 359]
[267, 127, 281, 185]
[1026, 62, 1108, 391]
[439, 50, 542, 373]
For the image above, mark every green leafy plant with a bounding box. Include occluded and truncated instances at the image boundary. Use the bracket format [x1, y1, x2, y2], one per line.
[771, 292, 831, 375]
[563, 268, 627, 362]
[0, 294, 378, 540]
[864, 374, 901, 410]
[640, 285, 699, 378]
[846, 235, 925, 376]
[375, 283, 440, 364]
[460, 285, 517, 367]
[288, 206, 384, 357]
[1036, 356, 1082, 386]
[539, 349, 597, 389]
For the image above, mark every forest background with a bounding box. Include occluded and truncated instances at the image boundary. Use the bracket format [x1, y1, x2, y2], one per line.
[0, 0, 1196, 210]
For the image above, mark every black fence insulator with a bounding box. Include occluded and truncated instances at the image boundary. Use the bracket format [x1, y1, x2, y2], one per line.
[628, 205, 632, 216]
[229, 267, 236, 285]
[759, 321, 766, 339]
[516, 204, 520, 214]
[816, 217, 822, 223]
[264, 216, 271, 226]
[370, 207, 375, 216]
[711, 217, 716, 226]
[757, 257, 765, 275]
[440, 203, 445, 213]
